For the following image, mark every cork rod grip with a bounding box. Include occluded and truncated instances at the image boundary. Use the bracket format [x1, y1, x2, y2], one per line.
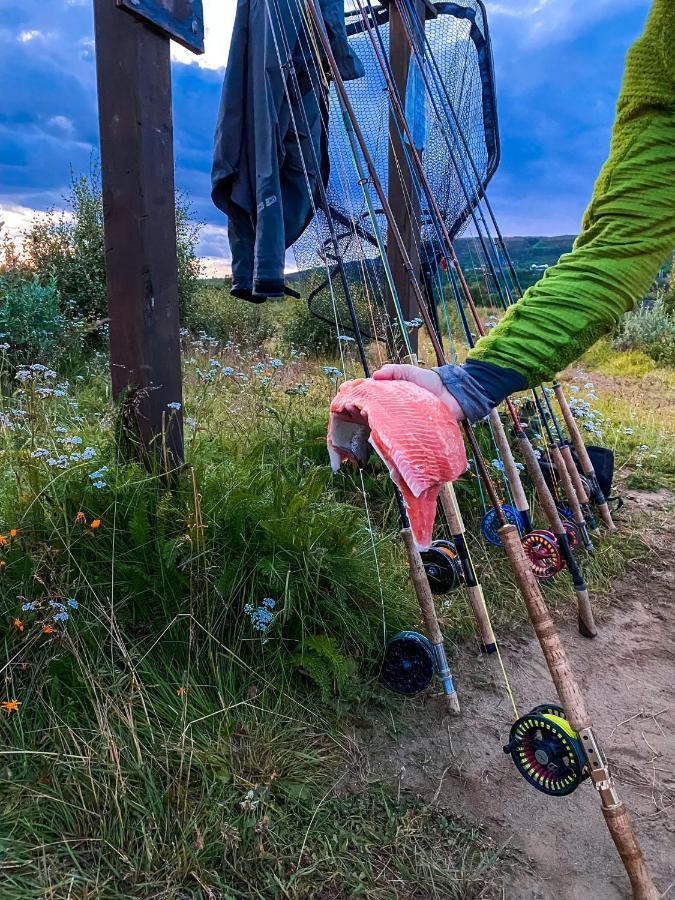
[602, 804, 660, 900]
[401, 528, 443, 645]
[489, 410, 529, 514]
[499, 524, 591, 731]
[517, 434, 564, 532]
[560, 443, 591, 506]
[551, 444, 586, 526]
[553, 383, 594, 472]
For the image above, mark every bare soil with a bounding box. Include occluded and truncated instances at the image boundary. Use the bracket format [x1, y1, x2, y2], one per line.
[354, 488, 675, 899]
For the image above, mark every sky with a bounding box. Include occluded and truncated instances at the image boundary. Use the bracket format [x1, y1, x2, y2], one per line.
[0, 0, 652, 273]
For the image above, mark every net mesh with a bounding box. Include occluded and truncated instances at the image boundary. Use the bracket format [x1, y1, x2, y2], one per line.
[292, 0, 498, 340]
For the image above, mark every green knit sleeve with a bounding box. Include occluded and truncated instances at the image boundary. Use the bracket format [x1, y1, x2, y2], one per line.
[468, 0, 675, 387]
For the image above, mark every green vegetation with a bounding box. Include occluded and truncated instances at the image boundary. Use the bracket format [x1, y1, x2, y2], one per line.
[1, 175, 673, 896]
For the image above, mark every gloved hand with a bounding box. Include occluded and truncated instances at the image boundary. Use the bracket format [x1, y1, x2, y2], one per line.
[372, 364, 465, 421]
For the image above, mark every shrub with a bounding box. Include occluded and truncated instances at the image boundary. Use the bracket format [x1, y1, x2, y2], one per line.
[0, 275, 82, 366]
[613, 297, 675, 368]
[184, 280, 280, 346]
[23, 165, 203, 324]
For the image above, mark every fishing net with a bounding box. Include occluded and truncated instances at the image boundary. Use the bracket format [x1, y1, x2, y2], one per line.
[292, 0, 499, 340]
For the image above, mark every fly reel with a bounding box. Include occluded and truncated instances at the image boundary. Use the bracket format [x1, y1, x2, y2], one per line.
[557, 506, 580, 551]
[421, 540, 464, 595]
[521, 530, 564, 579]
[504, 704, 589, 796]
[481, 505, 523, 547]
[380, 631, 435, 695]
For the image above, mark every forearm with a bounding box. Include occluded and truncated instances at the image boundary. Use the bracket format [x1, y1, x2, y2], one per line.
[467, 0, 675, 388]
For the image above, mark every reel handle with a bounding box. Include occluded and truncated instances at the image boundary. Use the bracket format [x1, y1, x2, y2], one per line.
[602, 803, 660, 900]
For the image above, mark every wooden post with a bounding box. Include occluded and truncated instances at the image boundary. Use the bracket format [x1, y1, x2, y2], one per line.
[94, 0, 201, 469]
[386, 0, 426, 358]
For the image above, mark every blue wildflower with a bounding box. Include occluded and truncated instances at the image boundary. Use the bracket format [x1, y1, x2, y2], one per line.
[53, 611, 69, 623]
[221, 367, 234, 376]
[92, 480, 107, 490]
[269, 358, 283, 369]
[82, 448, 97, 461]
[67, 599, 79, 609]
[21, 601, 37, 612]
[167, 401, 182, 411]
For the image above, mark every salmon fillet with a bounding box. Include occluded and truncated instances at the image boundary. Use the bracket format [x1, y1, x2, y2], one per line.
[327, 378, 467, 549]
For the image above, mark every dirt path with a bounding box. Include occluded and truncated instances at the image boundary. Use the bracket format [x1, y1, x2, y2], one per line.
[356, 489, 675, 898]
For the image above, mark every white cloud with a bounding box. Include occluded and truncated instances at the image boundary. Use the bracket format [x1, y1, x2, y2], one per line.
[171, 0, 236, 70]
[18, 29, 42, 43]
[490, 0, 649, 44]
[48, 115, 75, 136]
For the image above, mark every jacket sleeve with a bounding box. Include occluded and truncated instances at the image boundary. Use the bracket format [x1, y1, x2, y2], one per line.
[467, 0, 675, 388]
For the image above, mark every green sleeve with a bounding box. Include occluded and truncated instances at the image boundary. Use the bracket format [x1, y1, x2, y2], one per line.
[468, 0, 675, 387]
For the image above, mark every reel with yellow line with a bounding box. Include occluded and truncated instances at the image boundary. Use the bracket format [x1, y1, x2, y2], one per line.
[504, 704, 589, 796]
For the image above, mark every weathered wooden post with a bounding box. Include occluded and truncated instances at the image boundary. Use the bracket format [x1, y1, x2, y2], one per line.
[93, 0, 204, 470]
[385, 0, 435, 359]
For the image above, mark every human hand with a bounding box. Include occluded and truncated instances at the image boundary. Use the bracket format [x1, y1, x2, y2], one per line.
[372, 364, 466, 421]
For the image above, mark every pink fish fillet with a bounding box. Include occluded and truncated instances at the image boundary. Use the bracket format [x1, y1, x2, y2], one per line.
[327, 378, 467, 549]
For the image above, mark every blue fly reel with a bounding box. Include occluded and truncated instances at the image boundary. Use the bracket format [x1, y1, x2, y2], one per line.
[380, 631, 435, 696]
[481, 505, 523, 547]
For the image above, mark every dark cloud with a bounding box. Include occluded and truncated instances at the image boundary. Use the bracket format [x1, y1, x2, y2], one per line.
[0, 0, 654, 257]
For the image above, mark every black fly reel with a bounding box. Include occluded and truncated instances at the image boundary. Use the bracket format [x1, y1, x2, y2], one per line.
[420, 540, 464, 595]
[504, 704, 589, 797]
[380, 631, 435, 696]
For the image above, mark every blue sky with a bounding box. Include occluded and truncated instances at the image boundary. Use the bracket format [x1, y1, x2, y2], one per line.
[0, 0, 652, 271]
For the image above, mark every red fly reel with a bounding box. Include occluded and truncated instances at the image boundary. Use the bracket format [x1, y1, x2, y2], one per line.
[522, 530, 564, 579]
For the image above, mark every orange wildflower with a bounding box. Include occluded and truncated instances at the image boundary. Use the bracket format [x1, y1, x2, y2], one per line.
[75, 511, 87, 525]
[9, 529, 17, 538]
[42, 624, 54, 635]
[176, 687, 186, 697]
[90, 519, 101, 530]
[13, 618, 24, 632]
[1, 700, 20, 715]
[0, 536, 7, 546]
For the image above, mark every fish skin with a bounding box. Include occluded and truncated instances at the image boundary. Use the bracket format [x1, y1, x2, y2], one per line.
[327, 378, 467, 549]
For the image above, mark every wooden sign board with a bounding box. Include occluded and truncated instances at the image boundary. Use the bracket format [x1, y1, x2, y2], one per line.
[117, 0, 205, 54]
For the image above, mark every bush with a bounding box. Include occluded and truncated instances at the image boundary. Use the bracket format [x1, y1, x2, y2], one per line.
[0, 275, 82, 366]
[613, 297, 675, 368]
[184, 280, 280, 347]
[23, 164, 202, 323]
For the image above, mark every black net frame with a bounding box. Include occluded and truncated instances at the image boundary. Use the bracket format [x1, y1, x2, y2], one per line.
[292, 0, 499, 340]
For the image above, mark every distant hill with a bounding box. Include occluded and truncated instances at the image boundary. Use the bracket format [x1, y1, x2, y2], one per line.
[454, 235, 576, 270]
[200, 236, 578, 294]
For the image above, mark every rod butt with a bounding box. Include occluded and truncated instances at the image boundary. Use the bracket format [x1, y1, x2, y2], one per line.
[601, 803, 659, 900]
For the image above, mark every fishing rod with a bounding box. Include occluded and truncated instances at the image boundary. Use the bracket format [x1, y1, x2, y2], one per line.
[356, 0, 597, 637]
[266, 0, 463, 712]
[395, 0, 615, 533]
[290, 0, 505, 668]
[304, 5, 658, 895]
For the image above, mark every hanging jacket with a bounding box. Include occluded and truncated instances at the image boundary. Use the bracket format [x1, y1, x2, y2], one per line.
[212, 0, 364, 301]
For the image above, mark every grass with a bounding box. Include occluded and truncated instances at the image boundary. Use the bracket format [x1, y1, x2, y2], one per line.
[0, 331, 670, 897]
